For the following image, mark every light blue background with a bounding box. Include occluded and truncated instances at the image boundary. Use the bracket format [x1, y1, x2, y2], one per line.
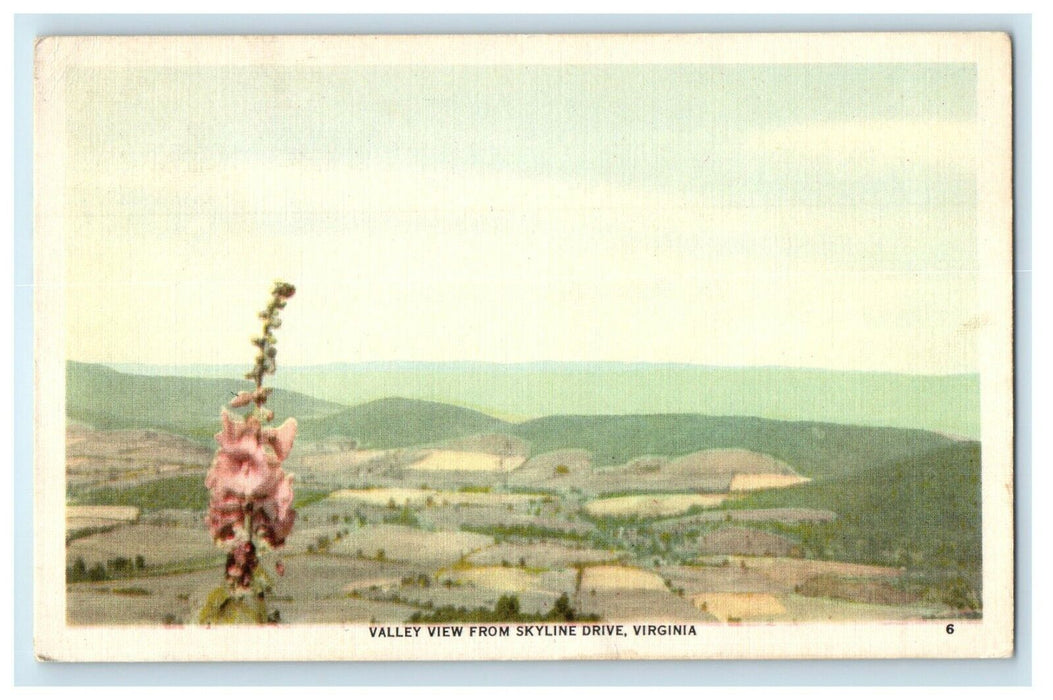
[12, 12, 1032, 686]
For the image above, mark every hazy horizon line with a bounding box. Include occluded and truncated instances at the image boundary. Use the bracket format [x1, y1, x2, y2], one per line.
[78, 359, 981, 379]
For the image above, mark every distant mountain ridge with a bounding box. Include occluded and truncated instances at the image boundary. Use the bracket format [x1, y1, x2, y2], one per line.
[66, 361, 347, 443]
[106, 360, 981, 438]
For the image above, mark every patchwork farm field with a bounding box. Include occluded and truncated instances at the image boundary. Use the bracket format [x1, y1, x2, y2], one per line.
[584, 494, 728, 518]
[63, 363, 984, 626]
[407, 450, 527, 472]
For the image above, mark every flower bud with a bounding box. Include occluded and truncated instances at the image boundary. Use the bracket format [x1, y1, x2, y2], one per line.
[230, 391, 254, 408]
[272, 281, 296, 298]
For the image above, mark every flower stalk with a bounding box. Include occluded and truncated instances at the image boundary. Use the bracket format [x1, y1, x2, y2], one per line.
[200, 281, 298, 625]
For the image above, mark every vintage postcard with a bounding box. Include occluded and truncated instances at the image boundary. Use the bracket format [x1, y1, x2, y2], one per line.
[33, 33, 1013, 661]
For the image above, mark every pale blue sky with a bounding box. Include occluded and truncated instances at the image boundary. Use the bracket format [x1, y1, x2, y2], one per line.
[63, 61, 982, 372]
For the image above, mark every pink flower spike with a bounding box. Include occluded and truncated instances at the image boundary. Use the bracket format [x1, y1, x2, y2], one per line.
[254, 473, 296, 548]
[215, 410, 260, 448]
[207, 448, 281, 501]
[276, 561, 285, 576]
[208, 410, 284, 500]
[263, 418, 298, 461]
[207, 492, 245, 543]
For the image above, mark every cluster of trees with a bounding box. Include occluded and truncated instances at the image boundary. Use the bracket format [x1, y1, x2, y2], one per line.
[408, 593, 598, 623]
[66, 555, 146, 582]
[306, 527, 352, 554]
[460, 523, 588, 543]
[382, 505, 420, 527]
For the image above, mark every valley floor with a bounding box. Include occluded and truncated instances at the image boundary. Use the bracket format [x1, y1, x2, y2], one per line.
[64, 429, 977, 626]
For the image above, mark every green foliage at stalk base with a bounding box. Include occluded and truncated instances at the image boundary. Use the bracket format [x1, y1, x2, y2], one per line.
[198, 586, 268, 625]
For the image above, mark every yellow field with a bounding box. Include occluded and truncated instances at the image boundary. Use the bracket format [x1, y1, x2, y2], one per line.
[408, 450, 526, 472]
[580, 565, 667, 591]
[691, 592, 787, 621]
[728, 474, 811, 492]
[450, 566, 540, 592]
[331, 525, 494, 562]
[468, 542, 620, 569]
[584, 493, 726, 518]
[329, 487, 429, 506]
[66, 505, 140, 532]
[328, 487, 541, 507]
[669, 449, 792, 474]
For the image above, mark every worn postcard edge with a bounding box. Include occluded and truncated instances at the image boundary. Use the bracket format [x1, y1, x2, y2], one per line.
[32, 33, 1014, 662]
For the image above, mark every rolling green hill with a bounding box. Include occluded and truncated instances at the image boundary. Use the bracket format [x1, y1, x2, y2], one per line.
[68, 362, 961, 481]
[511, 414, 957, 476]
[296, 398, 957, 480]
[730, 441, 982, 598]
[67, 362, 347, 443]
[296, 397, 505, 446]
